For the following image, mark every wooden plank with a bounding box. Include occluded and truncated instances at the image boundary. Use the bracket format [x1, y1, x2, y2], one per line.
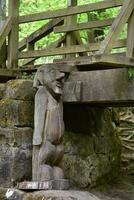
[56, 54, 134, 69]
[126, 10, 134, 58]
[21, 35, 66, 66]
[54, 18, 115, 33]
[96, 54, 134, 68]
[0, 17, 12, 49]
[19, 18, 64, 51]
[0, 68, 19, 77]
[8, 0, 19, 68]
[63, 69, 134, 105]
[98, 0, 134, 54]
[20, 63, 75, 73]
[66, 0, 77, 58]
[26, 42, 35, 65]
[0, 43, 7, 67]
[55, 54, 134, 69]
[19, 0, 123, 23]
[18, 39, 126, 59]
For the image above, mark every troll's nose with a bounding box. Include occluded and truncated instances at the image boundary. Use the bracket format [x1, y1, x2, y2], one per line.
[56, 71, 65, 81]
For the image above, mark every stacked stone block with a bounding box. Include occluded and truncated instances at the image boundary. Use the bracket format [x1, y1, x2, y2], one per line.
[0, 80, 34, 187]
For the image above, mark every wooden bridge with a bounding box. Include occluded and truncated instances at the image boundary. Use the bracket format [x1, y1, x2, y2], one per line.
[0, 0, 134, 105]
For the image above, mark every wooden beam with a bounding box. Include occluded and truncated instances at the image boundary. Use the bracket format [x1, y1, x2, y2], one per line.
[0, 17, 12, 49]
[54, 18, 115, 33]
[19, 0, 123, 24]
[0, 68, 19, 77]
[66, 0, 77, 58]
[18, 39, 126, 59]
[20, 63, 75, 73]
[0, 43, 7, 67]
[63, 69, 134, 105]
[19, 18, 64, 51]
[8, 0, 19, 68]
[98, 0, 134, 54]
[126, 10, 134, 58]
[55, 54, 134, 69]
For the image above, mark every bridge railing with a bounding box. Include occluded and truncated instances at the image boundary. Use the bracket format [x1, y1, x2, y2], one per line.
[0, 0, 134, 72]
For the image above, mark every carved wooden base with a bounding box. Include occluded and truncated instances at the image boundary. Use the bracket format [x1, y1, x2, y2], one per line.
[17, 179, 69, 190]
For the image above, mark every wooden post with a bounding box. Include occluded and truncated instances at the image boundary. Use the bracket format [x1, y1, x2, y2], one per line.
[26, 42, 35, 65]
[0, 0, 6, 68]
[66, 0, 77, 58]
[87, 13, 96, 43]
[127, 10, 134, 58]
[7, 0, 19, 68]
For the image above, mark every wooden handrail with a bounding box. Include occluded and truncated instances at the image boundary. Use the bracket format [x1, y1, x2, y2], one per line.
[19, 18, 64, 51]
[98, 0, 134, 54]
[21, 35, 66, 66]
[19, 0, 123, 24]
[54, 18, 115, 33]
[18, 39, 126, 59]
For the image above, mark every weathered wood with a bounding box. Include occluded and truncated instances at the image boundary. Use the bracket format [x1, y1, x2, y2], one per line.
[0, 17, 12, 49]
[98, 0, 134, 54]
[55, 54, 134, 69]
[54, 18, 115, 33]
[0, 68, 19, 77]
[8, 0, 19, 68]
[20, 63, 76, 73]
[66, 0, 77, 58]
[126, 10, 134, 58]
[21, 35, 66, 66]
[19, 18, 64, 51]
[17, 180, 69, 190]
[19, 0, 123, 23]
[32, 66, 66, 186]
[19, 39, 126, 59]
[26, 42, 35, 65]
[0, 43, 6, 67]
[20, 54, 134, 71]
[63, 69, 134, 105]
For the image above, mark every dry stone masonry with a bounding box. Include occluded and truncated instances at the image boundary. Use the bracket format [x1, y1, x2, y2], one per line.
[0, 80, 34, 187]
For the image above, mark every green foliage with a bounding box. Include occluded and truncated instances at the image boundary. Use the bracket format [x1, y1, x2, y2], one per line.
[19, 0, 66, 41]
[21, 72, 35, 80]
[128, 68, 134, 78]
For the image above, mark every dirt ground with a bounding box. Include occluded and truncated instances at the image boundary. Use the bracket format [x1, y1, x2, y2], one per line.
[92, 176, 134, 200]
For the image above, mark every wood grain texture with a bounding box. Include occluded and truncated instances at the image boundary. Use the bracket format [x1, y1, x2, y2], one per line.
[98, 0, 134, 54]
[19, 0, 123, 23]
[63, 68, 134, 105]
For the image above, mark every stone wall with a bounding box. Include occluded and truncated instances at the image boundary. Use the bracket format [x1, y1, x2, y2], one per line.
[63, 105, 121, 188]
[0, 80, 121, 189]
[0, 80, 34, 187]
[118, 108, 134, 175]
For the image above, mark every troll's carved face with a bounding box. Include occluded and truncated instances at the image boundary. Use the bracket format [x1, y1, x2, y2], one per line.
[34, 65, 65, 97]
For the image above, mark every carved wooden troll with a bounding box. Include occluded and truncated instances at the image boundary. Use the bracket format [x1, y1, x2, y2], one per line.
[32, 65, 65, 182]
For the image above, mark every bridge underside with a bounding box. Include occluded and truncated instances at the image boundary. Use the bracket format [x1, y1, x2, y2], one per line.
[0, 64, 134, 106]
[63, 68, 134, 106]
